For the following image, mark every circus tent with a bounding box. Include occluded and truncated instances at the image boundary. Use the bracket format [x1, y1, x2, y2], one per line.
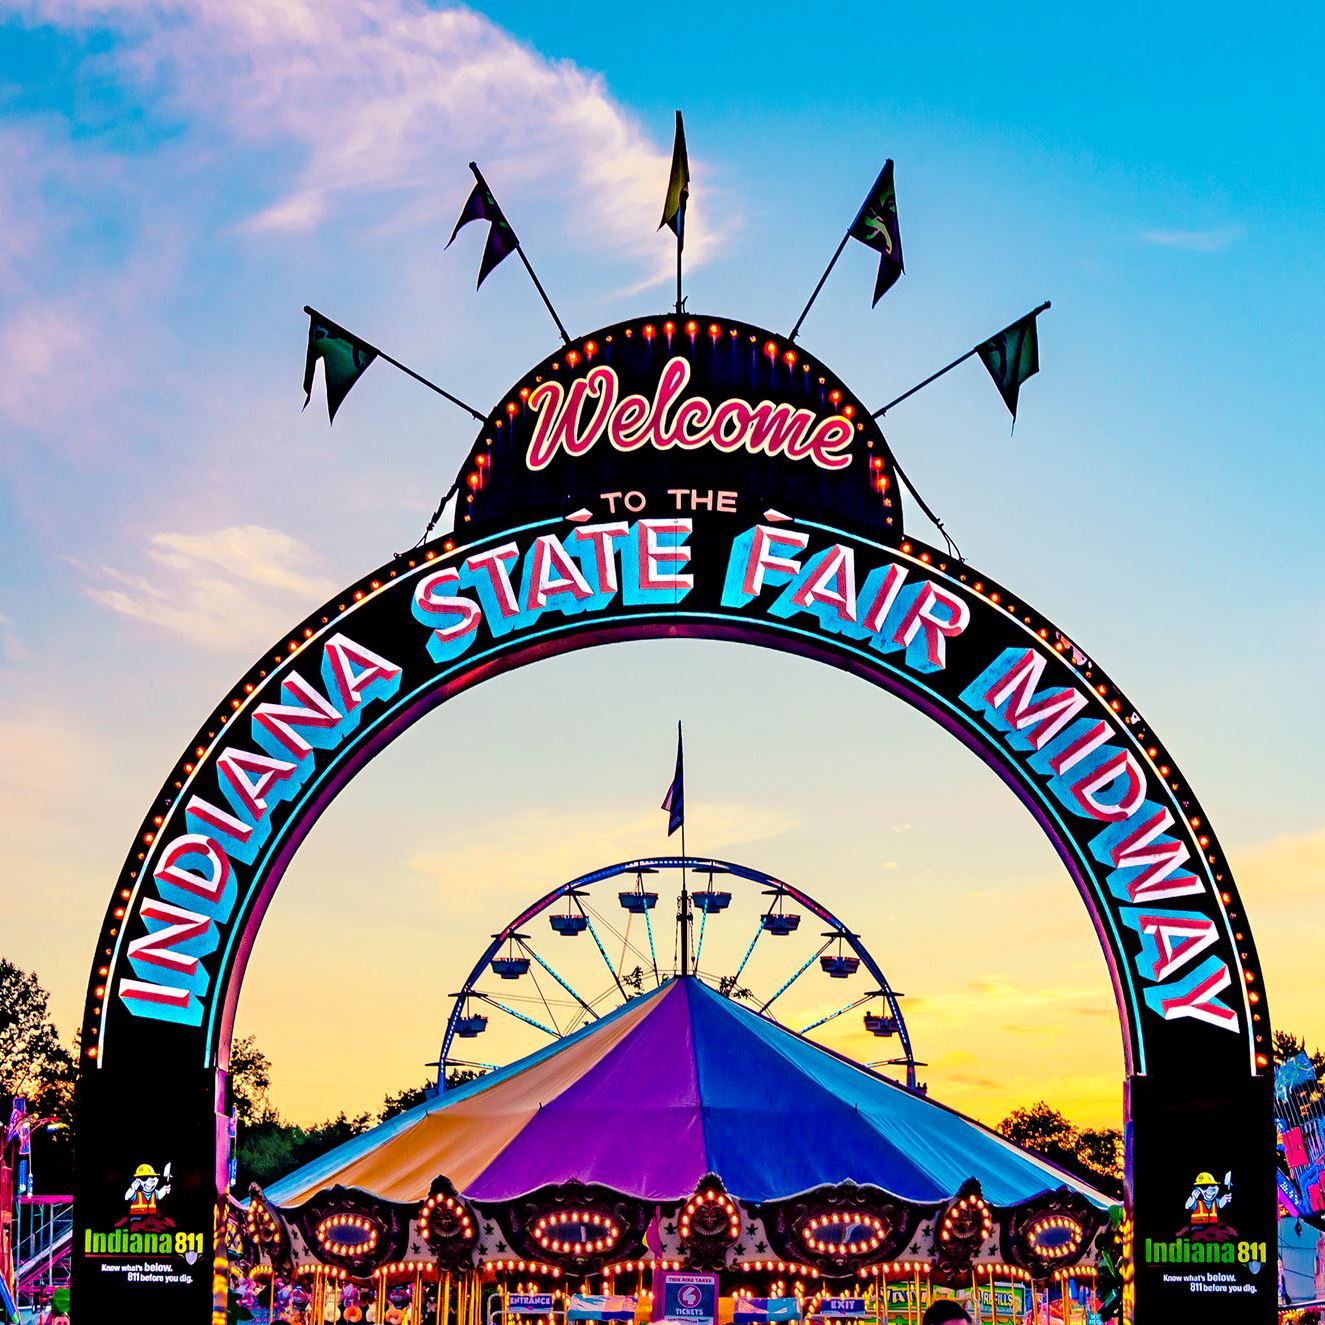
[267, 977, 1108, 1211]
[239, 974, 1114, 1325]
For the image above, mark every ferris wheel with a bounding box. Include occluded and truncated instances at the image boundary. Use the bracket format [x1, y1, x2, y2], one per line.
[434, 857, 922, 1092]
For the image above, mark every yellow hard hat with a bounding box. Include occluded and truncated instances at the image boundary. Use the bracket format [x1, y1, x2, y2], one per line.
[134, 1163, 158, 1179]
[1193, 1171, 1217, 1186]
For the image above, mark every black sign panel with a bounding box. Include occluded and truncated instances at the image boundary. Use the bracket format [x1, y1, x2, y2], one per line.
[456, 314, 900, 542]
[1129, 1074, 1277, 1323]
[74, 1067, 218, 1320]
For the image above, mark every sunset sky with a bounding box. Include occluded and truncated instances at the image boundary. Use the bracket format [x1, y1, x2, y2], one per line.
[2, 1, 1323, 1132]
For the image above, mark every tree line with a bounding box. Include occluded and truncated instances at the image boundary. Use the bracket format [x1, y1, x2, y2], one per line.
[3, 958, 1321, 1202]
[227, 1034, 484, 1190]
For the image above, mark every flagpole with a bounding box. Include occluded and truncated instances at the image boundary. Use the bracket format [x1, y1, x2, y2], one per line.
[514, 248, 572, 346]
[675, 720, 690, 977]
[788, 229, 851, 342]
[303, 307, 485, 421]
[464, 162, 570, 347]
[879, 433, 963, 563]
[676, 227, 684, 317]
[680, 809, 690, 977]
[662, 110, 688, 318]
[871, 301, 1050, 418]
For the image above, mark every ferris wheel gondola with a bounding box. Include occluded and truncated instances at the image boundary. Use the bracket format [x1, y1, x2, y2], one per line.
[434, 857, 920, 1093]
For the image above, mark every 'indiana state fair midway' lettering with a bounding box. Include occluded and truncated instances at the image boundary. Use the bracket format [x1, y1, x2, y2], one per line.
[118, 634, 404, 1026]
[120, 519, 1236, 1036]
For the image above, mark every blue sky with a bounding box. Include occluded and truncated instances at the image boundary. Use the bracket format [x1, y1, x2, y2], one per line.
[1, 1, 1322, 1126]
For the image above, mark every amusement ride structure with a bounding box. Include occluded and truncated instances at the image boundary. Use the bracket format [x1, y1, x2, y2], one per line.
[436, 858, 920, 1094]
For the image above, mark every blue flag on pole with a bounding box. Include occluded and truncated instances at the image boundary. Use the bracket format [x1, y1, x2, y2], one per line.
[4, 1097, 26, 1154]
[662, 723, 684, 836]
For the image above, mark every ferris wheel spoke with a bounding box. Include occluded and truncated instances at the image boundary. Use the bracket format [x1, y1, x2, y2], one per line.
[523, 961, 564, 1037]
[642, 905, 660, 985]
[473, 991, 559, 1039]
[757, 938, 833, 1016]
[515, 936, 599, 1023]
[693, 904, 711, 968]
[574, 895, 630, 1000]
[616, 912, 633, 975]
[584, 901, 657, 973]
[799, 994, 872, 1036]
[433, 1055, 502, 1078]
[732, 920, 763, 982]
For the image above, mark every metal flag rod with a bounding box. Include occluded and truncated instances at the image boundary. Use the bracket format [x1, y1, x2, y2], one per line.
[788, 229, 851, 343]
[573, 893, 631, 1001]
[886, 444, 963, 563]
[515, 247, 572, 346]
[464, 161, 571, 347]
[473, 991, 558, 1038]
[872, 300, 1051, 418]
[676, 225, 684, 317]
[515, 935, 598, 1022]
[758, 938, 833, 1015]
[303, 306, 486, 421]
[679, 821, 691, 979]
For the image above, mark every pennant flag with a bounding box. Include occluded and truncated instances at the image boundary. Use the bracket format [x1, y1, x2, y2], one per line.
[302, 312, 377, 424]
[661, 722, 684, 837]
[659, 111, 690, 248]
[449, 162, 520, 287]
[976, 308, 1042, 421]
[4, 1096, 25, 1145]
[848, 159, 904, 305]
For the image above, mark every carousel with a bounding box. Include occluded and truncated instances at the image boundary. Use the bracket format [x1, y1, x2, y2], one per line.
[234, 860, 1117, 1325]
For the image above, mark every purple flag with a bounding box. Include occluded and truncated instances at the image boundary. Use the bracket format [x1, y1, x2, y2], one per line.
[448, 162, 520, 288]
[661, 723, 684, 836]
[4, 1096, 25, 1144]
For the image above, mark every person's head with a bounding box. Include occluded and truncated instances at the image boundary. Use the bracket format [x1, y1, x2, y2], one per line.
[921, 1302, 972, 1325]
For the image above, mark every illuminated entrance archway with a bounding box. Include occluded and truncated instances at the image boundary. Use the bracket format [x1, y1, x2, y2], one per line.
[73, 315, 1276, 1323]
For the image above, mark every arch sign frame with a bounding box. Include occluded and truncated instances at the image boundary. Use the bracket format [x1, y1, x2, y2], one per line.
[74, 314, 1276, 1323]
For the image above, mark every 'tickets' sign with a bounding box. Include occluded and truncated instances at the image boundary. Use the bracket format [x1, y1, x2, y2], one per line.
[654, 1272, 719, 1325]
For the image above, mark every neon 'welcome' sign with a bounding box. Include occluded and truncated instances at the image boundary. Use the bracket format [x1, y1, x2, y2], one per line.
[524, 357, 856, 471]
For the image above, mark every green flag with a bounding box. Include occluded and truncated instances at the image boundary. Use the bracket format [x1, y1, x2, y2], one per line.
[848, 159, 903, 305]
[302, 312, 377, 423]
[448, 162, 520, 288]
[659, 110, 690, 247]
[976, 308, 1042, 422]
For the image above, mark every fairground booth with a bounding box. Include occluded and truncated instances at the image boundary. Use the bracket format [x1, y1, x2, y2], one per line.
[236, 973, 1112, 1324]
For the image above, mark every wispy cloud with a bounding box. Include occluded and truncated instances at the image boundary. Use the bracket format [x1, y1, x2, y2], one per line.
[1140, 226, 1241, 252]
[14, 0, 731, 283]
[0, 123, 176, 440]
[408, 802, 798, 911]
[0, 612, 29, 665]
[84, 525, 334, 649]
[903, 975, 1109, 1027]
